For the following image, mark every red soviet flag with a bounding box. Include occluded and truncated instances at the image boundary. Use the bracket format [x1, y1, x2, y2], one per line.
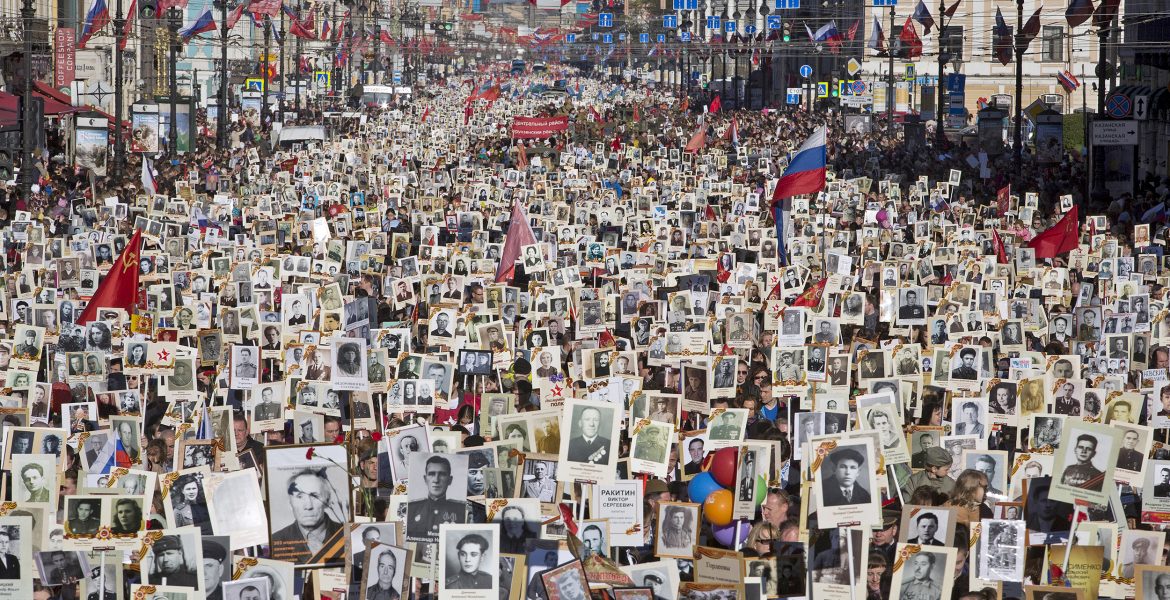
[1027, 205, 1081, 259]
[76, 228, 144, 325]
[494, 200, 537, 283]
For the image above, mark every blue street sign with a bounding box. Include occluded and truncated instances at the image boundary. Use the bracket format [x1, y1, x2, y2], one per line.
[674, 0, 698, 8]
[707, 15, 721, 30]
[598, 12, 613, 27]
[640, 33, 649, 43]
[774, 0, 799, 8]
[799, 64, 813, 78]
[680, 31, 691, 42]
[603, 33, 613, 43]
[566, 33, 576, 43]
[946, 73, 966, 93]
[663, 14, 678, 28]
[725, 21, 736, 33]
[786, 91, 801, 104]
[591, 32, 599, 40]
[766, 15, 782, 29]
[744, 24, 757, 34]
[392, 72, 402, 83]
[873, 0, 896, 5]
[619, 33, 627, 41]
[657, 33, 667, 43]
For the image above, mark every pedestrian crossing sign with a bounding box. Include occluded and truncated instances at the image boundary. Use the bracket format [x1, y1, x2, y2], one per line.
[314, 71, 331, 89]
[245, 78, 265, 92]
[817, 82, 828, 98]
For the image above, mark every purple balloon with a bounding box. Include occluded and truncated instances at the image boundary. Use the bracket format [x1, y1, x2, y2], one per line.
[711, 519, 752, 547]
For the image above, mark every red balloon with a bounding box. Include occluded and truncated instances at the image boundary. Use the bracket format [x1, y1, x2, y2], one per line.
[703, 489, 735, 526]
[709, 447, 739, 488]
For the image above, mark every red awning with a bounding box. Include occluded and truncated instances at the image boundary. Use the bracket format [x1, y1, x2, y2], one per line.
[0, 89, 78, 128]
[33, 81, 130, 131]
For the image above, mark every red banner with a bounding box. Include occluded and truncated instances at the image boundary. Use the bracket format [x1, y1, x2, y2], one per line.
[511, 116, 569, 139]
[54, 28, 75, 89]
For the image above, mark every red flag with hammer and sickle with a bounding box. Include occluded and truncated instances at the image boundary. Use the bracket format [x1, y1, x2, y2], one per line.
[76, 228, 144, 325]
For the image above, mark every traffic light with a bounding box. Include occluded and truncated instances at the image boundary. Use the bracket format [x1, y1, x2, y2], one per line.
[831, 77, 839, 97]
[782, 22, 791, 42]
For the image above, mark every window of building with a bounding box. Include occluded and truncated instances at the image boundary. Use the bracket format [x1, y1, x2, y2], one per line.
[1042, 25, 1063, 62]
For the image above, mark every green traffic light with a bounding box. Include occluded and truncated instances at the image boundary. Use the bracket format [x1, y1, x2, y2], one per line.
[831, 90, 839, 97]
[782, 34, 790, 41]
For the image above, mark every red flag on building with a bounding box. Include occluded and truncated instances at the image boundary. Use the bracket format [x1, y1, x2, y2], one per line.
[76, 228, 144, 325]
[1018, 6, 1044, 51]
[898, 17, 923, 58]
[1027, 205, 1081, 259]
[495, 200, 538, 283]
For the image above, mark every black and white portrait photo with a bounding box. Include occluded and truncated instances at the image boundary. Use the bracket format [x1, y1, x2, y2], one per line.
[265, 444, 352, 565]
[899, 507, 955, 546]
[654, 502, 699, 559]
[559, 399, 620, 482]
[405, 452, 469, 543]
[330, 339, 368, 390]
[1051, 423, 1120, 506]
[889, 545, 956, 600]
[438, 523, 499, 598]
[361, 543, 409, 600]
[813, 439, 881, 528]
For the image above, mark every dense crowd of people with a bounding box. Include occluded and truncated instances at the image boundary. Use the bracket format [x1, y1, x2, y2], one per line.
[0, 60, 1168, 600]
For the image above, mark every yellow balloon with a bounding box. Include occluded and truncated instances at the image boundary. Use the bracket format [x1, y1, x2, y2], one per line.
[703, 489, 735, 526]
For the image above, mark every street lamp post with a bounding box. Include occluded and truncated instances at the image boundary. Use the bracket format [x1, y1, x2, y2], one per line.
[168, 7, 179, 158]
[19, 0, 35, 198]
[934, 0, 947, 146]
[886, 5, 894, 138]
[261, 15, 271, 126]
[1011, 0, 1023, 171]
[217, 0, 229, 150]
[112, 0, 127, 179]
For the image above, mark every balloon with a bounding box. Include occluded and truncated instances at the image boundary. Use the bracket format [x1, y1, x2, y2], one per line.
[687, 472, 723, 505]
[709, 447, 739, 487]
[711, 519, 752, 547]
[703, 489, 735, 526]
[755, 475, 767, 505]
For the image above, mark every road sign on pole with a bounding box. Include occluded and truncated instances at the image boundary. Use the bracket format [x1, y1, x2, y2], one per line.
[1091, 120, 1138, 146]
[786, 88, 801, 104]
[799, 64, 812, 78]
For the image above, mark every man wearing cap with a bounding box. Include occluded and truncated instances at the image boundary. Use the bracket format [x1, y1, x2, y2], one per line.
[872, 511, 900, 565]
[148, 535, 198, 588]
[709, 411, 740, 440]
[643, 572, 669, 600]
[821, 447, 871, 506]
[902, 447, 956, 498]
[1121, 537, 1154, 578]
[776, 351, 801, 381]
[950, 348, 978, 380]
[203, 540, 228, 600]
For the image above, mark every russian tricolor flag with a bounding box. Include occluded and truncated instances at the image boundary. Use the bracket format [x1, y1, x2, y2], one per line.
[180, 8, 217, 41]
[771, 126, 827, 204]
[771, 126, 827, 265]
[78, 0, 111, 49]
